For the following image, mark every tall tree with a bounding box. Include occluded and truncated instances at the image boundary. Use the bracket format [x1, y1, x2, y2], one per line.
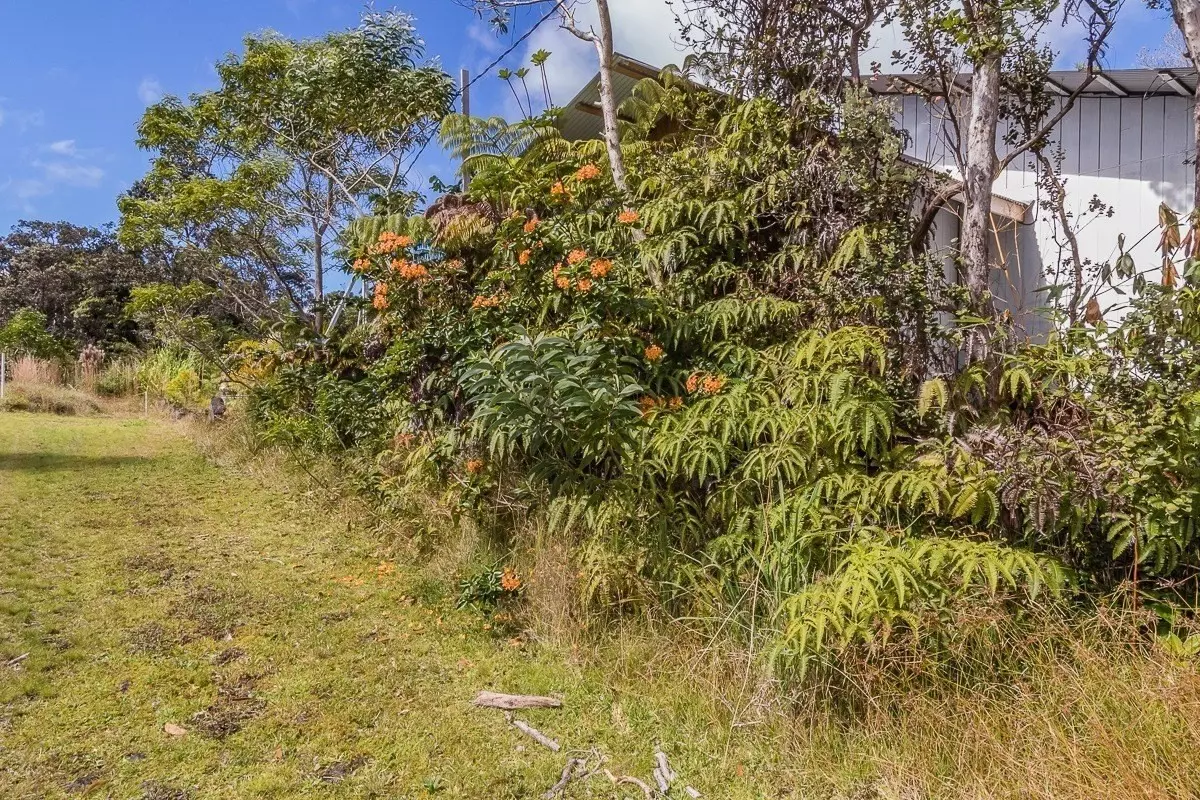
[462, 1, 633, 197]
[119, 10, 455, 332]
[1164, 0, 1200, 208]
[0, 220, 157, 349]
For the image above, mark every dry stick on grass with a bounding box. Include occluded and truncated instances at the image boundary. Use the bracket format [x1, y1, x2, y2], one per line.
[5, 653, 30, 667]
[543, 757, 586, 799]
[506, 712, 561, 751]
[473, 691, 562, 710]
[604, 769, 654, 799]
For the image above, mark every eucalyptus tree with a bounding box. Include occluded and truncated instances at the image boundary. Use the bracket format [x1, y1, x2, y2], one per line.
[119, 10, 455, 332]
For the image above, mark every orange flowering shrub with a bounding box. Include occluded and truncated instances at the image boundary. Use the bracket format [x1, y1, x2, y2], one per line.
[518, 249, 532, 265]
[523, 215, 539, 233]
[685, 373, 726, 394]
[644, 344, 664, 361]
[351, 257, 371, 272]
[466, 457, 485, 474]
[550, 181, 567, 196]
[617, 209, 640, 224]
[575, 163, 601, 181]
[555, 275, 571, 290]
[590, 259, 612, 278]
[472, 294, 503, 310]
[373, 231, 413, 254]
[576, 278, 593, 293]
[567, 249, 588, 265]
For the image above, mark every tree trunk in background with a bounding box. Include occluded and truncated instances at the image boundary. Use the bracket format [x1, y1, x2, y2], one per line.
[1171, 0, 1200, 209]
[313, 228, 324, 332]
[961, 52, 1002, 325]
[591, 0, 631, 197]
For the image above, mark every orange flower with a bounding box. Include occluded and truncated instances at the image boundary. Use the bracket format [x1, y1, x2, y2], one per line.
[372, 281, 389, 310]
[552, 263, 563, 276]
[575, 163, 601, 181]
[590, 259, 612, 278]
[444, 258, 464, 271]
[376, 231, 413, 253]
[394, 261, 430, 280]
[576, 278, 593, 293]
[466, 458, 485, 475]
[567, 248, 588, 266]
[472, 294, 502, 310]
[500, 567, 522, 592]
[685, 373, 700, 393]
[644, 344, 664, 361]
[518, 249, 532, 265]
[550, 181, 566, 195]
[555, 275, 571, 290]
[351, 257, 371, 272]
[618, 209, 641, 225]
[666, 396, 683, 410]
[523, 215, 539, 234]
[701, 375, 727, 394]
[639, 396, 659, 415]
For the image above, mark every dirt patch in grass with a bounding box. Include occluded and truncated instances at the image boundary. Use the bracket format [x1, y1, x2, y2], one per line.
[187, 672, 266, 740]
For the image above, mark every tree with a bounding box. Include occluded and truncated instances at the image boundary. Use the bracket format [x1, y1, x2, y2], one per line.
[120, 10, 455, 332]
[0, 220, 158, 350]
[894, 0, 1120, 335]
[0, 309, 70, 361]
[1162, 0, 1200, 208]
[462, 1, 633, 198]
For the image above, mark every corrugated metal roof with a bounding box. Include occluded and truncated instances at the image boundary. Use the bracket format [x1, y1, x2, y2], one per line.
[869, 68, 1200, 98]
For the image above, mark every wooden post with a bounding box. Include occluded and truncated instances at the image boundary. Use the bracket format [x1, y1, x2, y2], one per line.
[461, 68, 471, 193]
[0, 351, 6, 400]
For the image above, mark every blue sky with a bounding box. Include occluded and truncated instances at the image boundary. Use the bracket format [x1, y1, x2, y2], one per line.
[0, 0, 1180, 233]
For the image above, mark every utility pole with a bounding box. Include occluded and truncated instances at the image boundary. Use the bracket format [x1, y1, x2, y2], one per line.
[461, 68, 471, 193]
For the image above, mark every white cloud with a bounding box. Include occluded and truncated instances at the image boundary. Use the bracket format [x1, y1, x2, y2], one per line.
[47, 139, 77, 157]
[468, 22, 503, 54]
[138, 77, 163, 105]
[0, 102, 44, 132]
[37, 160, 104, 188]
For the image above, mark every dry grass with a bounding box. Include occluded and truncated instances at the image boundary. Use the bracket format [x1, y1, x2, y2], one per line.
[0, 382, 101, 415]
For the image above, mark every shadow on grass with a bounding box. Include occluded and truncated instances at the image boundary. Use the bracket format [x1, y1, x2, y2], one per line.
[0, 452, 150, 473]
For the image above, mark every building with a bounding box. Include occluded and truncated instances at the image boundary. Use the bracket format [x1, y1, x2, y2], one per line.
[558, 59, 1199, 336]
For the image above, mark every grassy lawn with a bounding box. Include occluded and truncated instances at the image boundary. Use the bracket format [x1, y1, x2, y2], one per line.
[0, 413, 771, 799]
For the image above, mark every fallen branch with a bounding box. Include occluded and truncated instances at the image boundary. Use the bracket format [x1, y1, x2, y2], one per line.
[5, 652, 29, 667]
[653, 749, 677, 792]
[543, 757, 586, 798]
[508, 714, 561, 752]
[604, 770, 653, 799]
[474, 691, 562, 710]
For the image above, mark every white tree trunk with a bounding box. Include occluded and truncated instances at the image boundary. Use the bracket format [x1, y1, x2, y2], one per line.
[961, 52, 1001, 317]
[1171, 0, 1200, 209]
[590, 0, 631, 197]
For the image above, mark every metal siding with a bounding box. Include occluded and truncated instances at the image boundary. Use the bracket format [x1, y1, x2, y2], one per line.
[1141, 96, 1166, 185]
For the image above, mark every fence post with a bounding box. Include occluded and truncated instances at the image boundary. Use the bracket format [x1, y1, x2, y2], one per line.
[1, 351, 6, 400]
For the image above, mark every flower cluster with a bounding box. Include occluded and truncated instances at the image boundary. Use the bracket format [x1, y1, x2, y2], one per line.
[391, 259, 430, 280]
[550, 180, 571, 200]
[372, 281, 389, 310]
[567, 248, 588, 266]
[466, 457, 486, 474]
[523, 215, 539, 234]
[639, 395, 684, 415]
[590, 259, 612, 278]
[500, 567, 522, 592]
[351, 257, 371, 272]
[618, 209, 641, 225]
[518, 249, 532, 266]
[644, 344, 664, 362]
[686, 372, 727, 395]
[371, 231, 413, 255]
[472, 293, 505, 310]
[575, 163, 601, 181]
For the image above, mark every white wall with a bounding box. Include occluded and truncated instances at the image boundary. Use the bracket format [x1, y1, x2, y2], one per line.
[898, 92, 1195, 329]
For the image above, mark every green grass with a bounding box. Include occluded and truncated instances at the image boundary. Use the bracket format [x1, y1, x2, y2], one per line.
[4, 412, 1200, 799]
[0, 413, 777, 799]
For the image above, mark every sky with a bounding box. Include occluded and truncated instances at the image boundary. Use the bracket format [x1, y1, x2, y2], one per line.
[0, 0, 1181, 234]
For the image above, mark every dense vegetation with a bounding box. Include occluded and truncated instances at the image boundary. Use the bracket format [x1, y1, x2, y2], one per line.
[3, 6, 1199, 697]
